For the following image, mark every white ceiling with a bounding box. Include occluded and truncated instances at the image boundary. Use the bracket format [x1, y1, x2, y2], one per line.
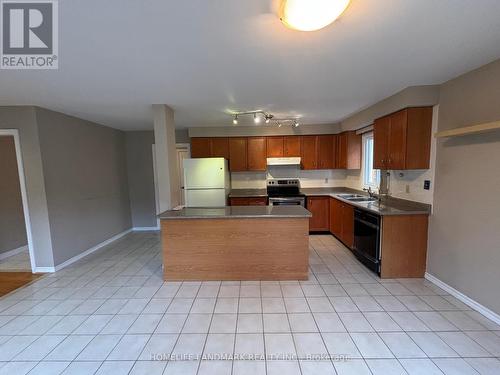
[1, 0, 500, 130]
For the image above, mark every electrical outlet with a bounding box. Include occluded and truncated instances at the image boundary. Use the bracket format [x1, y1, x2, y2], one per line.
[405, 184, 410, 193]
[424, 180, 431, 190]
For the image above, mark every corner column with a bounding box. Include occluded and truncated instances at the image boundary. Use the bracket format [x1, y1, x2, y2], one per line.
[153, 104, 180, 213]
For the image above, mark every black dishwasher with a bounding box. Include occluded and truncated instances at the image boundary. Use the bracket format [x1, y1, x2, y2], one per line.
[353, 209, 381, 274]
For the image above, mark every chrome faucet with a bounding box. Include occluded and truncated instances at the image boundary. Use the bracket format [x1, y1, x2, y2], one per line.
[363, 186, 377, 198]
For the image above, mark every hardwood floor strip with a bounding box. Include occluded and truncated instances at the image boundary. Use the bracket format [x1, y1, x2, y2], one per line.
[0, 272, 43, 297]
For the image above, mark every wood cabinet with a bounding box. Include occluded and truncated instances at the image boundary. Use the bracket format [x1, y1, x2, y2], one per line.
[210, 137, 229, 159]
[191, 137, 229, 159]
[373, 116, 390, 168]
[247, 137, 267, 171]
[284, 136, 301, 157]
[191, 138, 212, 158]
[341, 203, 354, 248]
[317, 135, 336, 169]
[307, 196, 330, 231]
[336, 131, 361, 169]
[228, 137, 247, 171]
[192, 133, 362, 172]
[329, 197, 342, 237]
[266, 137, 284, 157]
[229, 197, 268, 206]
[301, 136, 318, 170]
[301, 135, 338, 170]
[374, 107, 432, 170]
[329, 197, 354, 247]
[380, 214, 428, 278]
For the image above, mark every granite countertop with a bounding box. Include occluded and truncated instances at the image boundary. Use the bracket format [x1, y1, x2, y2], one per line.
[228, 187, 431, 216]
[159, 205, 312, 220]
[302, 187, 431, 216]
[228, 189, 268, 198]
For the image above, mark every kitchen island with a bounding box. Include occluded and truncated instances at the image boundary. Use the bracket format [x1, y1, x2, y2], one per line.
[159, 206, 312, 281]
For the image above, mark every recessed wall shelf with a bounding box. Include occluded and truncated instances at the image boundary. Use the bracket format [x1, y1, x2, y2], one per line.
[435, 120, 500, 138]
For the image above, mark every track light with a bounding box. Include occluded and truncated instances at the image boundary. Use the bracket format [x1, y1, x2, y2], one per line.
[228, 111, 300, 127]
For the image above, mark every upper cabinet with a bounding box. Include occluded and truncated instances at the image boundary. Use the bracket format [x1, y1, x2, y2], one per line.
[336, 131, 361, 169]
[300, 135, 318, 170]
[191, 132, 361, 171]
[228, 137, 248, 171]
[191, 137, 229, 159]
[317, 135, 336, 169]
[247, 137, 267, 171]
[266, 136, 284, 157]
[190, 138, 212, 158]
[210, 137, 229, 159]
[374, 107, 433, 170]
[284, 136, 301, 157]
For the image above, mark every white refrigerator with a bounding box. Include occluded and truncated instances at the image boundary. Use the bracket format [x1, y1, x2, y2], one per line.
[183, 158, 230, 207]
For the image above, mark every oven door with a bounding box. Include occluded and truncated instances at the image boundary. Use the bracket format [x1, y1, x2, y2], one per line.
[353, 209, 381, 274]
[268, 197, 305, 207]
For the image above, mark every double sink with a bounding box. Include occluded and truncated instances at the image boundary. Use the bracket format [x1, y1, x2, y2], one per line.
[337, 194, 378, 203]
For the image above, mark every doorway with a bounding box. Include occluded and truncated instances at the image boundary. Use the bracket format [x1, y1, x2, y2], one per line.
[0, 130, 36, 273]
[176, 143, 191, 206]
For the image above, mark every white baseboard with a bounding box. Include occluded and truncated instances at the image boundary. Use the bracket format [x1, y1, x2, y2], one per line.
[425, 272, 500, 325]
[133, 226, 160, 231]
[34, 266, 55, 273]
[0, 245, 28, 260]
[33, 226, 158, 274]
[52, 228, 134, 272]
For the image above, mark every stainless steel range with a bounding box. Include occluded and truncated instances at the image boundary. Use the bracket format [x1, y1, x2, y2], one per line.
[267, 179, 306, 207]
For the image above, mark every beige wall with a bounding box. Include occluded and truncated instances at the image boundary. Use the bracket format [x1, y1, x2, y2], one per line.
[125, 131, 157, 228]
[340, 85, 440, 131]
[188, 123, 341, 138]
[428, 59, 500, 315]
[36, 107, 132, 266]
[0, 136, 27, 255]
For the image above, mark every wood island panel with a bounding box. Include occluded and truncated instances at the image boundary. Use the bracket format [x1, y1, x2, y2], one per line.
[380, 214, 428, 278]
[162, 218, 309, 280]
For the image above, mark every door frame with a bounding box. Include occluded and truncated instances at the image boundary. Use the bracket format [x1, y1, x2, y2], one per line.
[0, 129, 36, 272]
[176, 143, 191, 206]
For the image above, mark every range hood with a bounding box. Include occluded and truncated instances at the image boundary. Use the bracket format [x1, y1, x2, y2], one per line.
[266, 157, 301, 166]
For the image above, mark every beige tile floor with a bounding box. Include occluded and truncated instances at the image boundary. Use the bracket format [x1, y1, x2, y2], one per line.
[0, 231, 498, 375]
[0, 250, 31, 271]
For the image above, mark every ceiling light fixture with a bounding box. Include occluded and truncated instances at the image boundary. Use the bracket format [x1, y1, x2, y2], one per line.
[229, 110, 298, 127]
[279, 0, 350, 31]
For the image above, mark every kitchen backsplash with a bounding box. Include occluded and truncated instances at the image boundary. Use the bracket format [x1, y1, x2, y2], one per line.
[344, 169, 434, 204]
[231, 166, 348, 189]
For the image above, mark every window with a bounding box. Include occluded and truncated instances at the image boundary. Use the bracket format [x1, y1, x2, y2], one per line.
[363, 132, 380, 188]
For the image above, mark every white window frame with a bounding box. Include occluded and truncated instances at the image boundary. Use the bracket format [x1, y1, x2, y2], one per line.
[362, 132, 380, 189]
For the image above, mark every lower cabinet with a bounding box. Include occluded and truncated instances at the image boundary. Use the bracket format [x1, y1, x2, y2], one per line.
[329, 197, 354, 247]
[307, 196, 330, 232]
[229, 197, 268, 206]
